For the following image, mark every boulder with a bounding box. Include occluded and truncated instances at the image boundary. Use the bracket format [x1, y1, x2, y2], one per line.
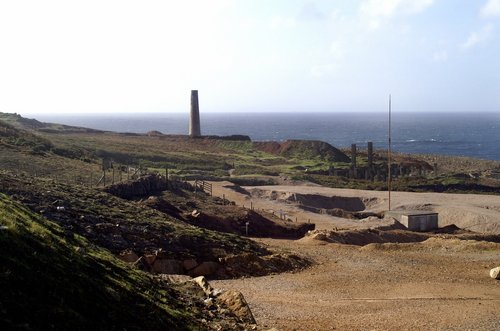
[190, 261, 220, 277]
[152, 259, 183, 274]
[490, 266, 500, 279]
[158, 274, 193, 284]
[190, 276, 213, 296]
[216, 290, 256, 324]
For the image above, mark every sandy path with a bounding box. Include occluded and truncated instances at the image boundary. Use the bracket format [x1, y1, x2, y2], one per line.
[210, 182, 500, 233]
[212, 238, 500, 330]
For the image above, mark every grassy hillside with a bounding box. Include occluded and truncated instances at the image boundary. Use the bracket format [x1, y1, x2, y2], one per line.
[0, 172, 267, 261]
[1, 111, 499, 195]
[0, 193, 200, 331]
[0, 120, 53, 154]
[0, 112, 102, 133]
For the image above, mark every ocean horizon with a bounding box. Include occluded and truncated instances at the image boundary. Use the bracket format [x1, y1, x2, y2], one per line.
[24, 112, 500, 161]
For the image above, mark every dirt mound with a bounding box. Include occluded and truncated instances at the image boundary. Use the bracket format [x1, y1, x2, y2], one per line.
[421, 237, 500, 251]
[187, 208, 315, 239]
[362, 237, 500, 252]
[104, 174, 166, 199]
[393, 203, 436, 211]
[219, 253, 311, 278]
[300, 229, 429, 246]
[303, 226, 500, 251]
[253, 140, 350, 162]
[140, 196, 182, 218]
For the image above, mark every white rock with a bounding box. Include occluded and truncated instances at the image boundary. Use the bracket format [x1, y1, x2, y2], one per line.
[191, 276, 213, 296]
[490, 267, 500, 279]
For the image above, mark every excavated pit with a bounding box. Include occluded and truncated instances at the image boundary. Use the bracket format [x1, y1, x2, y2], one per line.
[249, 189, 381, 219]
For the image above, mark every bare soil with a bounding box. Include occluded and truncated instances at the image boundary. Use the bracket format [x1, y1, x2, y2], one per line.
[213, 237, 500, 330]
[210, 181, 500, 233]
[210, 181, 500, 330]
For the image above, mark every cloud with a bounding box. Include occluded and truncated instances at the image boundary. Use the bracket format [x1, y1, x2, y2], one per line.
[330, 42, 345, 60]
[360, 0, 434, 18]
[481, 0, 500, 17]
[310, 63, 335, 77]
[359, 0, 434, 29]
[432, 50, 448, 62]
[298, 2, 327, 21]
[270, 16, 297, 29]
[460, 24, 494, 50]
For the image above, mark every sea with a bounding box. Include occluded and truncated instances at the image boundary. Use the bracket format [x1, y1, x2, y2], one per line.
[29, 112, 500, 161]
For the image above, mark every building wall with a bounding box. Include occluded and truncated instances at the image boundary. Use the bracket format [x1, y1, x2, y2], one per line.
[402, 214, 438, 231]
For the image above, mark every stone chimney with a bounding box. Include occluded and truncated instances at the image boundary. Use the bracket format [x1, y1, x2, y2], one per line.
[189, 90, 201, 137]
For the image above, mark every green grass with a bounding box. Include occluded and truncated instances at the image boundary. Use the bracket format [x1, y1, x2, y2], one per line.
[0, 193, 200, 331]
[0, 171, 267, 261]
[1, 111, 499, 195]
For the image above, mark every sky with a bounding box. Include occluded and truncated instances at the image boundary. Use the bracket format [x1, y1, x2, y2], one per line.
[0, 0, 499, 114]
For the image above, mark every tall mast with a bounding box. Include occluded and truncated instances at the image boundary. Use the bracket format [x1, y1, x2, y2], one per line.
[388, 94, 392, 211]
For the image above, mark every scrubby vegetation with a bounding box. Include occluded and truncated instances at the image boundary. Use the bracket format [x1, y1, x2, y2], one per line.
[2, 111, 500, 195]
[0, 193, 201, 330]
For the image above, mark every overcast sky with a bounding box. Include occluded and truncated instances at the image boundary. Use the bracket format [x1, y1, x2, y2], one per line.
[1, 0, 499, 114]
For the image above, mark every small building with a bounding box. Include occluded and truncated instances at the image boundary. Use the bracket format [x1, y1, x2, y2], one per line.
[385, 210, 438, 232]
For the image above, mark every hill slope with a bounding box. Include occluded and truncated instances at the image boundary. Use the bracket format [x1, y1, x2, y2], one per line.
[0, 193, 199, 330]
[254, 140, 350, 163]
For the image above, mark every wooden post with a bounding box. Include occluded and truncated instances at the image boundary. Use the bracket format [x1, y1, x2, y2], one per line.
[127, 166, 129, 180]
[112, 167, 115, 185]
[103, 170, 106, 186]
[223, 194, 226, 205]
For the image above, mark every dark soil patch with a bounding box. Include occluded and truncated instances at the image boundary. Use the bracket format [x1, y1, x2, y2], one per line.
[187, 208, 315, 239]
